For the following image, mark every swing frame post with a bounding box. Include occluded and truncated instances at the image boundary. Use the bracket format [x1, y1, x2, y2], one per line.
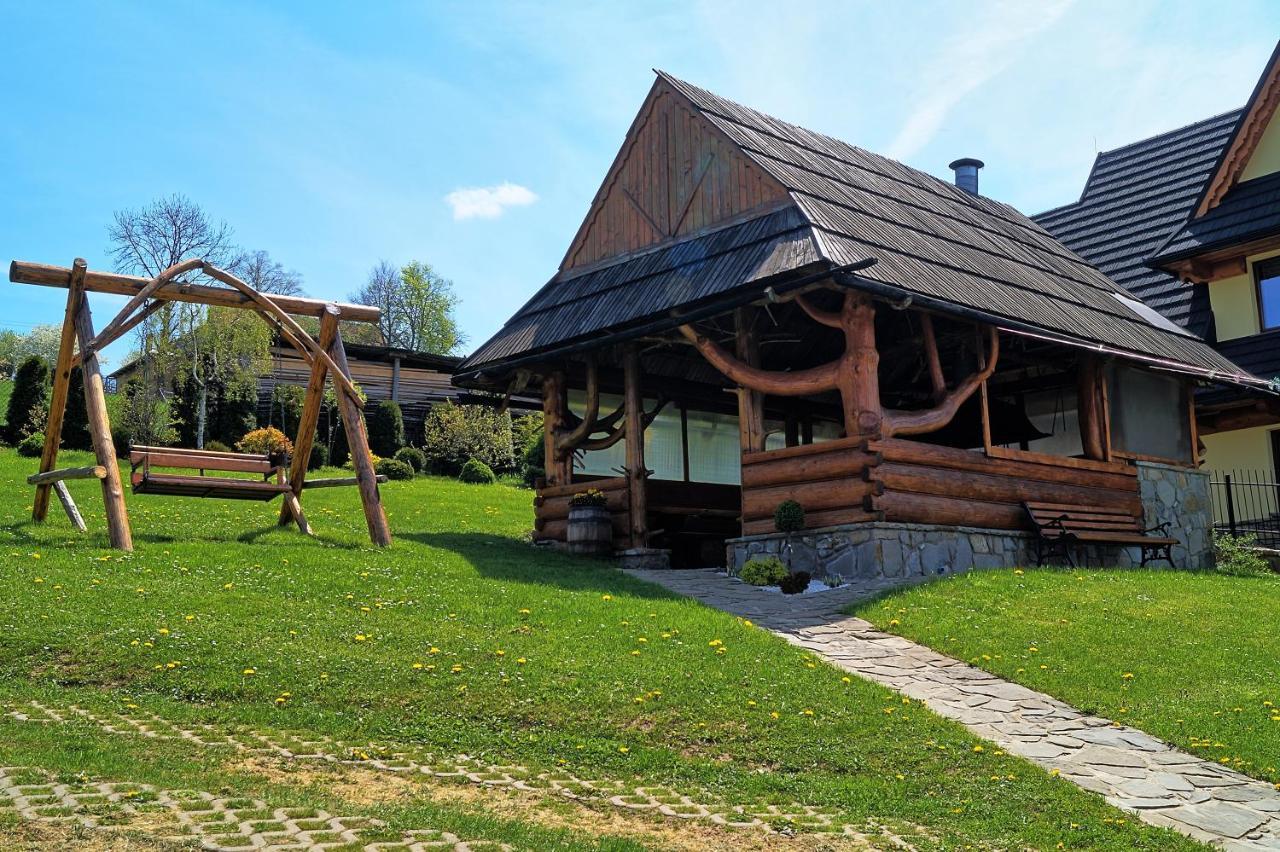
[9, 256, 389, 549]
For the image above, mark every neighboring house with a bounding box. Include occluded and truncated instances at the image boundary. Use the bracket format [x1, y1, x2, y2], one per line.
[456, 70, 1265, 576]
[1036, 42, 1280, 487]
[109, 341, 476, 441]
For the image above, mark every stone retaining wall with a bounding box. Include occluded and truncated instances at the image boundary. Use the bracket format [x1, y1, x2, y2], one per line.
[1136, 459, 1213, 569]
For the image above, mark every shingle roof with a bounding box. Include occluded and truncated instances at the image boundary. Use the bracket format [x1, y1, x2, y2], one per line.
[460, 73, 1258, 385]
[1198, 329, 1280, 405]
[1033, 110, 1243, 337]
[1152, 169, 1280, 263]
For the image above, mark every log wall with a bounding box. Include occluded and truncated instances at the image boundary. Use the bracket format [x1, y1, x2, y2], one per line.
[864, 439, 1141, 531]
[533, 477, 631, 546]
[739, 437, 882, 536]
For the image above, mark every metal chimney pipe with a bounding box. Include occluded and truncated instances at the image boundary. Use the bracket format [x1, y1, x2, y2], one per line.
[949, 157, 984, 195]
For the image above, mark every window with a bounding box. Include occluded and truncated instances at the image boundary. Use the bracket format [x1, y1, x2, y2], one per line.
[1256, 258, 1280, 330]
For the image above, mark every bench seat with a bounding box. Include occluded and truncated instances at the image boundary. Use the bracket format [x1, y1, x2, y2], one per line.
[129, 445, 290, 502]
[1023, 501, 1176, 568]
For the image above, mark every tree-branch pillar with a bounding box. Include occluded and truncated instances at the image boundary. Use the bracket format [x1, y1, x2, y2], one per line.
[623, 346, 648, 548]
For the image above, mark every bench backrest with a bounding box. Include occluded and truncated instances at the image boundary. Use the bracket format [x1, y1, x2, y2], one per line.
[1023, 501, 1141, 534]
[130, 445, 284, 475]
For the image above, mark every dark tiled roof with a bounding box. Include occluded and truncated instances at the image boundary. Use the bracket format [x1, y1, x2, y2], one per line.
[1198, 329, 1280, 405]
[1152, 170, 1280, 262]
[463, 206, 822, 367]
[462, 74, 1255, 383]
[1034, 110, 1243, 337]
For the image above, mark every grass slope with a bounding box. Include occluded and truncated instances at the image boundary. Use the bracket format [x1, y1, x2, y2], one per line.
[853, 568, 1280, 786]
[0, 449, 1199, 850]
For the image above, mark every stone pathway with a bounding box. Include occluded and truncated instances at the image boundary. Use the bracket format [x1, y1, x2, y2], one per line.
[0, 764, 505, 851]
[631, 568, 1280, 850]
[1, 700, 900, 843]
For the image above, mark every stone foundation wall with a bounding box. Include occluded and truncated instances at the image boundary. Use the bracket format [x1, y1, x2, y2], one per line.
[727, 522, 1040, 593]
[1135, 460, 1213, 569]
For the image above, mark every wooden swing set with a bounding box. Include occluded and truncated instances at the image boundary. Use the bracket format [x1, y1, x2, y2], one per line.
[8, 257, 392, 551]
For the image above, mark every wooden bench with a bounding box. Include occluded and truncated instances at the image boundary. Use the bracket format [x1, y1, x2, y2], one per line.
[1023, 501, 1178, 568]
[130, 445, 291, 501]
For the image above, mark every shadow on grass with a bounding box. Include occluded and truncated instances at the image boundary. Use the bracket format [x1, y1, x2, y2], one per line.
[402, 531, 680, 600]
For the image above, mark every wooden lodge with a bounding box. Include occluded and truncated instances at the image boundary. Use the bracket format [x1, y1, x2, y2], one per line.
[455, 72, 1273, 574]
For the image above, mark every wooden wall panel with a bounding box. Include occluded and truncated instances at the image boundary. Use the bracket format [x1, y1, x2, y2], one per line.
[563, 83, 791, 272]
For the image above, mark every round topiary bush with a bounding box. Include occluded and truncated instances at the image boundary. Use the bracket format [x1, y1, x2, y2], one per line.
[394, 446, 427, 473]
[308, 443, 329, 471]
[459, 458, 497, 485]
[774, 499, 805, 533]
[779, 571, 812, 595]
[17, 432, 46, 458]
[203, 440, 232, 453]
[375, 458, 414, 481]
[368, 400, 405, 458]
[738, 555, 788, 587]
[236, 426, 294, 457]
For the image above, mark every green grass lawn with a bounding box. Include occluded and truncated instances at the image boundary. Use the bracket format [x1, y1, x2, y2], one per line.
[853, 567, 1280, 788]
[0, 447, 1202, 850]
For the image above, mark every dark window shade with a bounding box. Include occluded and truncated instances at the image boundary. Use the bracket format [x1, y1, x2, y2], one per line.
[1257, 258, 1280, 331]
[1108, 365, 1190, 462]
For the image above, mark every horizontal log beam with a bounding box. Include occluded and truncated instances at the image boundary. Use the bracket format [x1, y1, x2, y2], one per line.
[10, 260, 381, 324]
[742, 477, 877, 522]
[740, 448, 881, 489]
[874, 462, 1141, 514]
[301, 475, 389, 489]
[27, 465, 106, 485]
[871, 490, 1027, 530]
[742, 507, 880, 536]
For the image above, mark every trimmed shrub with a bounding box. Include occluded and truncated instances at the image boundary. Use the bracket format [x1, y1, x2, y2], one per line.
[203, 440, 232, 453]
[375, 458, 414, 481]
[1215, 533, 1273, 577]
[779, 571, 812, 595]
[393, 446, 427, 473]
[739, 556, 788, 587]
[62, 366, 92, 451]
[236, 426, 294, 457]
[368, 400, 405, 457]
[459, 458, 497, 485]
[774, 499, 805, 533]
[421, 401, 514, 476]
[6, 356, 49, 444]
[17, 431, 45, 458]
[308, 443, 329, 471]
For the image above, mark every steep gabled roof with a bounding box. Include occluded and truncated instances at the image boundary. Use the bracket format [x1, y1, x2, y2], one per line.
[1034, 110, 1241, 336]
[459, 72, 1258, 387]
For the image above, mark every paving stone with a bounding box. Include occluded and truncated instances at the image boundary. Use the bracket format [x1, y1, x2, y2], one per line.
[624, 568, 1280, 850]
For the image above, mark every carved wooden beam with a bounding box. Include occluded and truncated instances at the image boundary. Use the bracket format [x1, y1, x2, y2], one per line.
[919, 313, 946, 402]
[793, 294, 843, 329]
[677, 324, 841, 396]
[883, 326, 998, 436]
[554, 358, 600, 453]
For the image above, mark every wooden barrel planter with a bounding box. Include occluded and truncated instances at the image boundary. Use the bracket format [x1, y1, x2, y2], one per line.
[567, 504, 613, 556]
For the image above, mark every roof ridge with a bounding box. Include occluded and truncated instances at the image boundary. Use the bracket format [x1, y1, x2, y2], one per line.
[1092, 107, 1245, 161]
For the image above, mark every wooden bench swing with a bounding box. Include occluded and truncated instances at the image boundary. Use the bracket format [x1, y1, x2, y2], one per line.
[9, 256, 393, 551]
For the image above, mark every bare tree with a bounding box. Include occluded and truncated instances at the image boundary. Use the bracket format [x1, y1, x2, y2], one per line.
[239, 249, 305, 296]
[350, 260, 464, 353]
[107, 195, 253, 447]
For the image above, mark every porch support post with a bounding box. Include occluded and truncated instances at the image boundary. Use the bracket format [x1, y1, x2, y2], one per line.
[542, 371, 572, 486]
[623, 345, 648, 548]
[735, 307, 765, 454]
[1077, 354, 1108, 461]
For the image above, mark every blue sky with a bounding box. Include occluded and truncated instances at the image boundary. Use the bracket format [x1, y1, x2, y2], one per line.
[2, 0, 1276, 368]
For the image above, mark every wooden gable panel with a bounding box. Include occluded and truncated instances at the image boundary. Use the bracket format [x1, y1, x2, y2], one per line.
[563, 82, 790, 272]
[1199, 42, 1280, 216]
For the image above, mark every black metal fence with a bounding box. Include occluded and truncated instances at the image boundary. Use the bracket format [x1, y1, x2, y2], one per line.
[1210, 470, 1280, 547]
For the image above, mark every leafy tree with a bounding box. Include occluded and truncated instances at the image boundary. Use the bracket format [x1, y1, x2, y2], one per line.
[0, 326, 63, 377]
[421, 401, 514, 475]
[0, 330, 19, 378]
[350, 260, 464, 353]
[5, 356, 49, 443]
[367, 400, 405, 457]
[118, 375, 177, 447]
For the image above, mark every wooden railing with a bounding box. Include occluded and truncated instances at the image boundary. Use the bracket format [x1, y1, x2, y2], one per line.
[865, 439, 1141, 530]
[739, 437, 882, 535]
[532, 477, 630, 543]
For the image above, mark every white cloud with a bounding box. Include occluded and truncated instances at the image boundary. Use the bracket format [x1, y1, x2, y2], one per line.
[445, 181, 538, 220]
[884, 0, 1076, 162]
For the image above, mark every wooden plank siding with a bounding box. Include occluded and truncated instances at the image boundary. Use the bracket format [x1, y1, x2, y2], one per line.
[561, 81, 791, 273]
[257, 344, 459, 438]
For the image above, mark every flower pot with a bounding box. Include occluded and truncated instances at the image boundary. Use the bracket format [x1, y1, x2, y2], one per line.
[568, 505, 612, 557]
